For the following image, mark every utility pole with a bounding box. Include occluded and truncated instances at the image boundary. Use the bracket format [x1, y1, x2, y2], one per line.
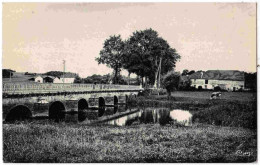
[158, 57, 162, 88]
[9, 70, 12, 82]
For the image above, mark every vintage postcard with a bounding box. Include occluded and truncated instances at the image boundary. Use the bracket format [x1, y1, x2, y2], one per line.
[2, 2, 257, 163]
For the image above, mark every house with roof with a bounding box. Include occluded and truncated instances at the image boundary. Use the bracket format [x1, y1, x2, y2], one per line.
[34, 75, 43, 83]
[189, 70, 245, 91]
[53, 73, 77, 83]
[31, 73, 77, 83]
[31, 75, 55, 83]
[43, 76, 56, 83]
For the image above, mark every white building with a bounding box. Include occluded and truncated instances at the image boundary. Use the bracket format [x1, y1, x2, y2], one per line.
[54, 73, 76, 83]
[35, 76, 43, 83]
[190, 70, 245, 91]
[53, 77, 62, 83]
[32, 73, 76, 84]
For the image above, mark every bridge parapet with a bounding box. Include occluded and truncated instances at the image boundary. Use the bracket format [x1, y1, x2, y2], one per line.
[3, 83, 143, 95]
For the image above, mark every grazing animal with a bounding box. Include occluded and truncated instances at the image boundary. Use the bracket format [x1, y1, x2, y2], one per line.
[210, 92, 222, 99]
[169, 110, 192, 126]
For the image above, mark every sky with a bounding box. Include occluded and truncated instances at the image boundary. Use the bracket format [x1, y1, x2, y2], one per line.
[2, 2, 257, 77]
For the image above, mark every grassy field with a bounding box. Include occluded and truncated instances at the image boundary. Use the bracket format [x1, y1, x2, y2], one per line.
[3, 91, 257, 163]
[170, 91, 256, 101]
[3, 122, 257, 163]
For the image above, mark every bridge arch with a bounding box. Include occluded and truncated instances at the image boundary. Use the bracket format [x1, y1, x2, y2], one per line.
[78, 99, 88, 122]
[114, 96, 118, 114]
[5, 105, 32, 122]
[49, 101, 65, 121]
[98, 97, 105, 117]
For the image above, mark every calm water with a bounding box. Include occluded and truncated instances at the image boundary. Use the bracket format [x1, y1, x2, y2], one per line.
[104, 108, 192, 126]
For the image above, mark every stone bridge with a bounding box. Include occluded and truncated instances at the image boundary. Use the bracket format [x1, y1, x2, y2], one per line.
[2, 83, 143, 122]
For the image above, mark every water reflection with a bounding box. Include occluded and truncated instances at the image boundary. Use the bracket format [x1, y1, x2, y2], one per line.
[104, 108, 192, 126]
[170, 110, 192, 126]
[105, 111, 141, 126]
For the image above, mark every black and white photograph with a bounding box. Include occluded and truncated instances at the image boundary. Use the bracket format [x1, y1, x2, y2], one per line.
[2, 2, 257, 163]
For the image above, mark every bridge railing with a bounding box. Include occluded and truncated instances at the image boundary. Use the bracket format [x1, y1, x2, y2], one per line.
[2, 83, 142, 94]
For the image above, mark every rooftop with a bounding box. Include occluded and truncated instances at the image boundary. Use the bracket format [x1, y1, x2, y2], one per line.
[189, 70, 245, 81]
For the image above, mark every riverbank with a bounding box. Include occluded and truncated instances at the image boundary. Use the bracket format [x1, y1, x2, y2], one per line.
[3, 122, 257, 163]
[128, 91, 257, 129]
[3, 91, 257, 163]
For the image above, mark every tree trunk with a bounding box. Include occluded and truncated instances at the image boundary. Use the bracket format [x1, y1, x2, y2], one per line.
[128, 72, 131, 85]
[158, 57, 162, 88]
[141, 77, 144, 87]
[145, 76, 148, 88]
[114, 67, 118, 84]
[167, 90, 171, 100]
[154, 57, 158, 88]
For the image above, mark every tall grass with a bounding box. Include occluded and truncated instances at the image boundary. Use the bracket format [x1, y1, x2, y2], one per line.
[192, 100, 257, 129]
[3, 122, 257, 163]
[128, 92, 257, 129]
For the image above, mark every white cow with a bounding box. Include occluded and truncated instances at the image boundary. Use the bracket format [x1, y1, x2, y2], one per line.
[169, 110, 192, 126]
[210, 92, 222, 100]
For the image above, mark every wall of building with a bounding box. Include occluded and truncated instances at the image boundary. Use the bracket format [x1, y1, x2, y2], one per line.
[56, 78, 75, 83]
[53, 78, 62, 83]
[191, 79, 244, 91]
[35, 77, 43, 83]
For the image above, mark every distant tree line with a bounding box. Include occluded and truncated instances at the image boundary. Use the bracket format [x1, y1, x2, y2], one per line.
[181, 69, 195, 76]
[43, 71, 77, 77]
[74, 74, 141, 85]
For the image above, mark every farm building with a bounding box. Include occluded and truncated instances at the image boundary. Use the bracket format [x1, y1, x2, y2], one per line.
[30, 73, 76, 84]
[57, 73, 76, 83]
[2, 71, 77, 84]
[43, 76, 56, 83]
[30, 75, 55, 83]
[53, 77, 62, 83]
[34, 76, 43, 83]
[189, 70, 245, 91]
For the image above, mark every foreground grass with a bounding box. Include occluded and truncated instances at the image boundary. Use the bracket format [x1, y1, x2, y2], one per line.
[3, 122, 257, 163]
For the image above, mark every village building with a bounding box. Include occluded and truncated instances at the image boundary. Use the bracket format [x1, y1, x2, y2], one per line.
[43, 76, 56, 83]
[189, 70, 245, 91]
[34, 75, 43, 83]
[32, 73, 76, 83]
[53, 77, 62, 83]
[58, 73, 76, 83]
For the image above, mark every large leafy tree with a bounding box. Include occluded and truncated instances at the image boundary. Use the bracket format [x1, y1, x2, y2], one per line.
[122, 28, 180, 87]
[96, 35, 124, 84]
